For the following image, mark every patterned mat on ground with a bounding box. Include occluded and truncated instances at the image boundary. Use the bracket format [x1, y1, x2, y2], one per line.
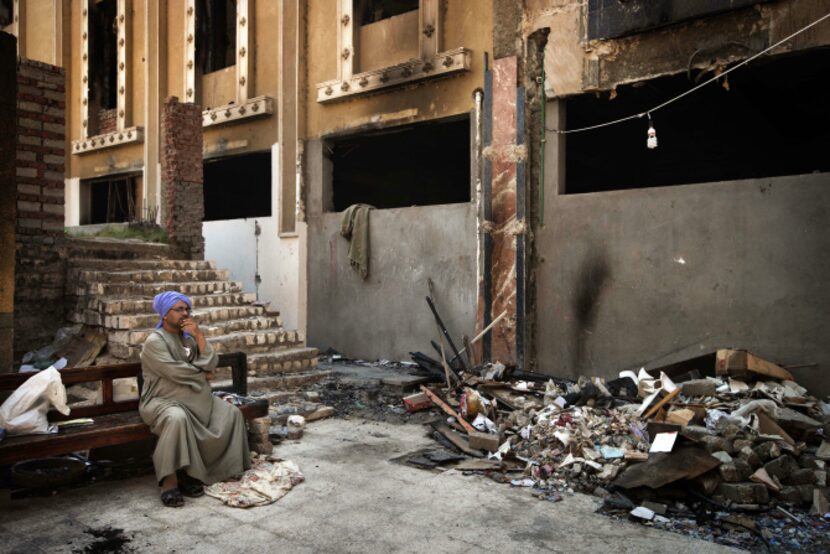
[205, 454, 304, 508]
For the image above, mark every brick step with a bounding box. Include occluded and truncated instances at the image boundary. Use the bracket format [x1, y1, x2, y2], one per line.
[213, 370, 332, 393]
[209, 330, 304, 354]
[95, 305, 273, 330]
[212, 347, 318, 380]
[74, 280, 244, 297]
[110, 316, 285, 345]
[68, 268, 230, 285]
[64, 237, 172, 260]
[250, 390, 302, 405]
[107, 329, 304, 360]
[69, 258, 216, 271]
[245, 348, 320, 376]
[72, 292, 259, 316]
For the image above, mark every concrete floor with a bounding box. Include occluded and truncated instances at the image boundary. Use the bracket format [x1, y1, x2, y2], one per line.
[0, 418, 738, 553]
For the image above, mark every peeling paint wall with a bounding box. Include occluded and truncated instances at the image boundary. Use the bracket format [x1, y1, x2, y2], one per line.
[523, 0, 830, 97]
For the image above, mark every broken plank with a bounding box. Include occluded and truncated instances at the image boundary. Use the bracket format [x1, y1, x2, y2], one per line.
[453, 459, 502, 471]
[756, 410, 795, 446]
[421, 385, 476, 434]
[430, 421, 484, 457]
[624, 451, 649, 463]
[715, 349, 794, 381]
[642, 388, 681, 420]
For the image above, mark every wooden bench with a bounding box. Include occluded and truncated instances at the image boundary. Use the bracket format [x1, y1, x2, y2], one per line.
[0, 352, 268, 465]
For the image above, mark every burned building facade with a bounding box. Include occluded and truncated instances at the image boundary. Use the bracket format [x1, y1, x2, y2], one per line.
[3, 1, 829, 395]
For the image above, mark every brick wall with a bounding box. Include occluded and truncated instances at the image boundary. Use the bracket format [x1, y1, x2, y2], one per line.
[161, 96, 205, 260]
[0, 33, 16, 371]
[97, 108, 117, 134]
[16, 58, 65, 236]
[13, 58, 68, 360]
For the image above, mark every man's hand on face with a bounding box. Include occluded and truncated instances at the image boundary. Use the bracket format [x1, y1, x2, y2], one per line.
[180, 317, 202, 338]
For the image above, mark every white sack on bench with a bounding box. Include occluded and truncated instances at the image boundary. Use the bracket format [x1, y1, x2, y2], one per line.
[0, 367, 71, 435]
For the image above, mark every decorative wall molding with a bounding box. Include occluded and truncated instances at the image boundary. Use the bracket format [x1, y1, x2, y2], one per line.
[336, 0, 355, 82]
[236, 0, 252, 103]
[318, 0, 468, 104]
[80, 0, 89, 139]
[202, 95, 274, 127]
[316, 48, 470, 103]
[184, 0, 196, 101]
[419, 0, 440, 60]
[72, 127, 144, 155]
[12, 0, 24, 57]
[116, 0, 130, 130]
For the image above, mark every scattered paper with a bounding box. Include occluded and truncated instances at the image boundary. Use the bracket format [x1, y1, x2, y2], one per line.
[487, 439, 511, 461]
[649, 432, 678, 453]
[618, 370, 640, 385]
[630, 506, 655, 520]
[600, 445, 625, 459]
[472, 414, 497, 433]
[729, 378, 749, 394]
[511, 478, 535, 487]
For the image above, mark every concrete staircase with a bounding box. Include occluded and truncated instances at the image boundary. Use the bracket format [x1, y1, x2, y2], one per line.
[64, 237, 327, 392]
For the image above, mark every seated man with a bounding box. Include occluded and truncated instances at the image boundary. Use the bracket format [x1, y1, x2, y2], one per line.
[139, 291, 250, 507]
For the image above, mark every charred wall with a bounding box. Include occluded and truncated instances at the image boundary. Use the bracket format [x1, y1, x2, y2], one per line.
[528, 1, 830, 395]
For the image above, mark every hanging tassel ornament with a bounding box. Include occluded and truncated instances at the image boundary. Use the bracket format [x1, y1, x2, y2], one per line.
[646, 113, 658, 150]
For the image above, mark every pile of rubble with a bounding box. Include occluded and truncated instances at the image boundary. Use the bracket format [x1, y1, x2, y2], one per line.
[406, 349, 830, 550]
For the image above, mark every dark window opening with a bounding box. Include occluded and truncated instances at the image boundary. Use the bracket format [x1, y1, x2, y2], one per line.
[356, 0, 419, 26]
[330, 116, 470, 211]
[203, 152, 271, 221]
[89, 0, 118, 117]
[587, 0, 772, 40]
[0, 0, 13, 28]
[565, 48, 830, 194]
[196, 0, 236, 75]
[85, 176, 137, 225]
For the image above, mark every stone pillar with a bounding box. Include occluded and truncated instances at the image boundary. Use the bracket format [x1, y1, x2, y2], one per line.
[13, 57, 68, 360]
[485, 56, 523, 365]
[161, 96, 205, 260]
[0, 33, 16, 371]
[476, 0, 526, 366]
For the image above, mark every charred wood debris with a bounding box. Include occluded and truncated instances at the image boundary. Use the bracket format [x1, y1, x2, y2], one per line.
[385, 296, 830, 552]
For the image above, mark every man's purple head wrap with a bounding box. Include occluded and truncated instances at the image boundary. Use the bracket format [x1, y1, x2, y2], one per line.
[153, 291, 192, 329]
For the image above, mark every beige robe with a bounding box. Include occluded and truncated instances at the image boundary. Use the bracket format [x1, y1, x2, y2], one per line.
[139, 328, 250, 484]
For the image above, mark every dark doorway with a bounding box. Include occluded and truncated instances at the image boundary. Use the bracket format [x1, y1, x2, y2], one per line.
[0, 0, 13, 28]
[356, 0, 419, 25]
[85, 176, 137, 224]
[330, 116, 471, 211]
[89, 0, 118, 118]
[565, 47, 830, 194]
[203, 151, 271, 221]
[196, 0, 237, 74]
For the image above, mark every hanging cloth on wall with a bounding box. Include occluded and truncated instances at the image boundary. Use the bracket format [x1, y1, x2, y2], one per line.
[339, 204, 374, 280]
